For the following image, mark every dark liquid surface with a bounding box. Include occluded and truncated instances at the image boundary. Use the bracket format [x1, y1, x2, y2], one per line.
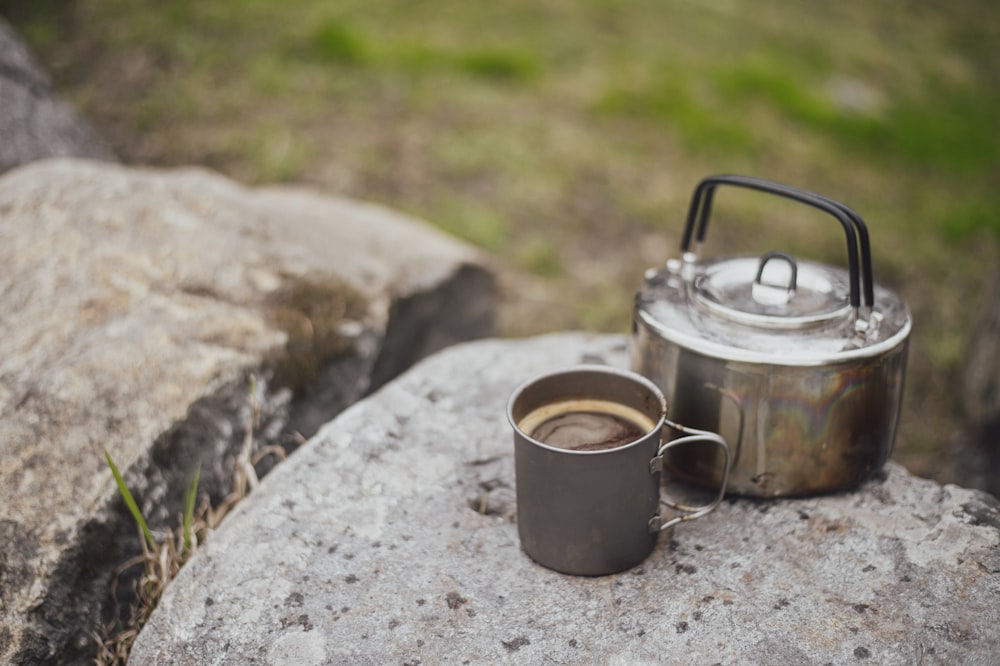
[530, 410, 648, 451]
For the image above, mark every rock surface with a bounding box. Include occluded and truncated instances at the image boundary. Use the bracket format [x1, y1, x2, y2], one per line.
[132, 333, 1000, 666]
[0, 158, 495, 664]
[0, 18, 114, 173]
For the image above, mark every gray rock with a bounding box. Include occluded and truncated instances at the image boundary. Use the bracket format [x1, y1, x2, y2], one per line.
[0, 17, 114, 173]
[958, 267, 1000, 497]
[131, 333, 1000, 666]
[0, 158, 495, 664]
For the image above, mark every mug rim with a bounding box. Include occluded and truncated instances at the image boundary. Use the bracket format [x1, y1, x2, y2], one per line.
[506, 364, 667, 456]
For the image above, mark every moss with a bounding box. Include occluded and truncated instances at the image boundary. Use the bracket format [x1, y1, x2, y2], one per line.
[265, 276, 370, 391]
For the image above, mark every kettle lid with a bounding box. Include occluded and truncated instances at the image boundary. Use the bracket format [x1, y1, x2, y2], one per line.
[693, 252, 852, 330]
[635, 253, 910, 364]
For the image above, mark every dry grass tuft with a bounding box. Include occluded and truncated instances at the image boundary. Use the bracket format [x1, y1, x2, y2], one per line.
[94, 375, 286, 665]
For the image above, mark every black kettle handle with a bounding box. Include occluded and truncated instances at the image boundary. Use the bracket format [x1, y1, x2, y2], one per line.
[680, 174, 875, 309]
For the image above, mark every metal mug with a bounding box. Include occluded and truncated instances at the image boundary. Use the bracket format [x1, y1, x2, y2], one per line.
[507, 365, 730, 576]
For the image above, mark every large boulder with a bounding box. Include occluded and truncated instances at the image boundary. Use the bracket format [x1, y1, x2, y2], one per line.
[0, 17, 114, 173]
[0, 158, 496, 664]
[131, 333, 1000, 665]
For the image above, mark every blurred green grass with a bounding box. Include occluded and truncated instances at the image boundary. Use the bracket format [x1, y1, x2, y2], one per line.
[4, 0, 998, 483]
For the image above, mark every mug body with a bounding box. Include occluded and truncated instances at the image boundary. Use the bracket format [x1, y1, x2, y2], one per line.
[508, 366, 666, 576]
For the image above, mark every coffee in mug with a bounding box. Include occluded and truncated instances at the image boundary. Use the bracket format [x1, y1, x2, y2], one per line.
[517, 398, 657, 451]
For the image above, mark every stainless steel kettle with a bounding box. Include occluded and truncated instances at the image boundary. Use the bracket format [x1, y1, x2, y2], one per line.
[630, 174, 911, 497]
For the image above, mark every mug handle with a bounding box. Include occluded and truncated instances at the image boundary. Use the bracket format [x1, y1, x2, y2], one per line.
[647, 419, 730, 533]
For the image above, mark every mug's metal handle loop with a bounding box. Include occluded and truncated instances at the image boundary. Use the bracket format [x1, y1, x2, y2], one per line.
[679, 174, 875, 310]
[647, 419, 730, 533]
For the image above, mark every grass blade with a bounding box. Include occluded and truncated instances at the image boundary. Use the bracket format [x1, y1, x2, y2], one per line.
[182, 465, 201, 556]
[104, 450, 155, 549]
